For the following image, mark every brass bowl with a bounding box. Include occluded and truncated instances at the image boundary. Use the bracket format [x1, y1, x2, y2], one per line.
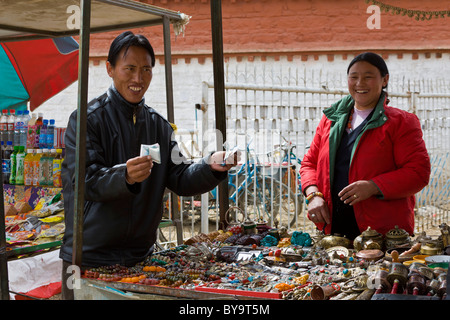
[420, 242, 443, 255]
[319, 234, 352, 249]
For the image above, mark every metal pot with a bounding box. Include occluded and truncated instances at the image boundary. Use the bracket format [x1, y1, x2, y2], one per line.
[353, 226, 384, 251]
[420, 241, 442, 255]
[256, 221, 270, 234]
[385, 225, 410, 250]
[242, 219, 256, 235]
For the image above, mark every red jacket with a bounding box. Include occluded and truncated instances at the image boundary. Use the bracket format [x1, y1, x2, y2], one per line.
[300, 93, 430, 236]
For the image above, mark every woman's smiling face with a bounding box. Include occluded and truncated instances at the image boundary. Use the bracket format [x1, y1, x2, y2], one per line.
[347, 61, 389, 110]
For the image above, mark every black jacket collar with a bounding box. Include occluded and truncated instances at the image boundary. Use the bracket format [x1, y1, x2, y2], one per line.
[107, 85, 145, 119]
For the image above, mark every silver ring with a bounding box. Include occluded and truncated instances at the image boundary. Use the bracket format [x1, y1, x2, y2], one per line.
[353, 194, 358, 198]
[311, 213, 316, 218]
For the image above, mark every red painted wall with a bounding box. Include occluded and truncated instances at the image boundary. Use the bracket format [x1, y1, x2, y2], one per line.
[89, 0, 450, 58]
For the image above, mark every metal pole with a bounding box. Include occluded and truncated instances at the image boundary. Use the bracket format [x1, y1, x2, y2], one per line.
[162, 16, 180, 225]
[163, 16, 174, 124]
[210, 0, 229, 229]
[72, 0, 91, 267]
[0, 173, 9, 300]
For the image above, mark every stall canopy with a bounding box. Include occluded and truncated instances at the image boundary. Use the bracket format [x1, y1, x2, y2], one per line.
[0, 0, 189, 42]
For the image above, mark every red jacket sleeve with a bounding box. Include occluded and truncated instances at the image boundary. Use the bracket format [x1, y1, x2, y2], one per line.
[371, 111, 431, 199]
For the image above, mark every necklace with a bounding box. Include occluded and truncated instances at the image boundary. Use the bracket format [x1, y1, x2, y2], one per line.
[347, 108, 354, 131]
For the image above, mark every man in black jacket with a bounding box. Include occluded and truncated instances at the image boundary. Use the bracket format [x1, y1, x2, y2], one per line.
[60, 31, 236, 299]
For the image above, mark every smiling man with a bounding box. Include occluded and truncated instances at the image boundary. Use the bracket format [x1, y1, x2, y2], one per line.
[59, 31, 237, 299]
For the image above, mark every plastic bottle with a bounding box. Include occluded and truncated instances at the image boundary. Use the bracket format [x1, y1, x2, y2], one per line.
[35, 113, 43, 148]
[9, 145, 18, 184]
[0, 109, 8, 146]
[0, 141, 4, 182]
[52, 148, 63, 188]
[27, 112, 37, 149]
[39, 148, 49, 186]
[47, 119, 55, 149]
[47, 149, 56, 186]
[33, 148, 43, 186]
[20, 110, 31, 147]
[7, 109, 15, 147]
[24, 149, 34, 186]
[14, 110, 23, 147]
[2, 141, 13, 184]
[39, 119, 48, 149]
[15, 146, 25, 185]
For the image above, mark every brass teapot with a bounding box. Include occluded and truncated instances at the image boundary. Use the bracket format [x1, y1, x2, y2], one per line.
[353, 226, 384, 251]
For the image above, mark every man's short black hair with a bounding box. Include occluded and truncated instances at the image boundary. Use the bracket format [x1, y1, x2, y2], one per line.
[107, 31, 155, 67]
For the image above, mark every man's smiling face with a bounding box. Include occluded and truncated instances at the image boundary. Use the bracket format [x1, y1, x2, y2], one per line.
[106, 45, 153, 104]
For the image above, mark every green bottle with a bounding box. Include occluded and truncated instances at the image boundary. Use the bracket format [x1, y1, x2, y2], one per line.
[15, 146, 25, 185]
[39, 148, 49, 186]
[9, 145, 18, 184]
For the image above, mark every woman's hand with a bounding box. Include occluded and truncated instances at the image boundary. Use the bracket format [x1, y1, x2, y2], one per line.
[305, 187, 331, 225]
[339, 180, 380, 206]
[307, 196, 331, 225]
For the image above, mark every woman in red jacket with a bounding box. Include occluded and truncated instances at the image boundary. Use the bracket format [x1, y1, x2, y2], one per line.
[299, 52, 430, 240]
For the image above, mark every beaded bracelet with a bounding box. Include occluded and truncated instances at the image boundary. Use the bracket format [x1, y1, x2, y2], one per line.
[305, 191, 324, 204]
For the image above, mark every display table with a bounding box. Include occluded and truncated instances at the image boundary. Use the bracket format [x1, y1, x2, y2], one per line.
[75, 278, 275, 300]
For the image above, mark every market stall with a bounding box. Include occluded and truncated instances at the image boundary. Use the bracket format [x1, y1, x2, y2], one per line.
[1, 0, 448, 302]
[74, 222, 449, 300]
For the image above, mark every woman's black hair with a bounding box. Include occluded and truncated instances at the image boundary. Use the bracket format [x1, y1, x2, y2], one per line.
[107, 31, 155, 67]
[347, 52, 389, 89]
